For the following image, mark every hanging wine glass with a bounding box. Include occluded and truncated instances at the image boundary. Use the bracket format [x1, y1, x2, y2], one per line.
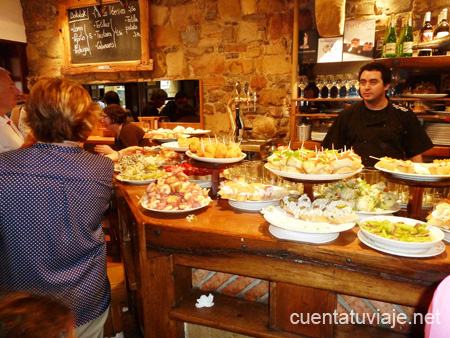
[315, 75, 325, 99]
[325, 74, 335, 98]
[334, 74, 344, 98]
[297, 75, 309, 98]
[344, 73, 353, 98]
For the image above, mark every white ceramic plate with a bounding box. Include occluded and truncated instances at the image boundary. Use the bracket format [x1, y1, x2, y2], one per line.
[428, 110, 450, 115]
[437, 227, 450, 244]
[358, 215, 445, 254]
[116, 175, 156, 185]
[229, 199, 280, 212]
[261, 206, 356, 234]
[161, 141, 188, 152]
[400, 94, 448, 99]
[269, 225, 339, 244]
[182, 129, 211, 135]
[355, 203, 401, 217]
[186, 151, 246, 164]
[152, 138, 179, 144]
[227, 186, 288, 211]
[189, 179, 212, 188]
[375, 164, 450, 182]
[358, 231, 445, 258]
[264, 163, 361, 181]
[140, 201, 209, 213]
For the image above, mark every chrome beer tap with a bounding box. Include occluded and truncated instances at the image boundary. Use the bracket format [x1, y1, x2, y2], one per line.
[227, 81, 256, 141]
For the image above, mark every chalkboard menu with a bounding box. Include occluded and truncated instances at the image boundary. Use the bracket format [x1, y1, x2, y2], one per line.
[67, 1, 141, 64]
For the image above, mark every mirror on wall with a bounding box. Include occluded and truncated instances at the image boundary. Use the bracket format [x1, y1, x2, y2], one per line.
[83, 79, 202, 126]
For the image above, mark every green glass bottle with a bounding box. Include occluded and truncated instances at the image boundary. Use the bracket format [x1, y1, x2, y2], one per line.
[401, 14, 414, 57]
[381, 16, 391, 58]
[385, 15, 397, 58]
[397, 17, 406, 57]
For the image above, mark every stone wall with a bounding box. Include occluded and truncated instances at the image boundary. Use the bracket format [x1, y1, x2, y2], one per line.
[20, 0, 294, 138]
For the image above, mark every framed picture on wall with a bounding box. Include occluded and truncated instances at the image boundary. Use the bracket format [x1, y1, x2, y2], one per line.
[317, 37, 343, 63]
[298, 30, 318, 63]
[343, 19, 375, 61]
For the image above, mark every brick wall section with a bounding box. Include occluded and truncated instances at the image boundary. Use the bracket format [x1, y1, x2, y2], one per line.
[19, 0, 294, 138]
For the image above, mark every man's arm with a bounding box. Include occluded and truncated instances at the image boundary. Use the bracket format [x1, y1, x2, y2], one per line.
[409, 154, 423, 163]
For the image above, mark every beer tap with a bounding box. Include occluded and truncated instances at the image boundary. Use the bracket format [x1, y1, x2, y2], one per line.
[227, 81, 256, 141]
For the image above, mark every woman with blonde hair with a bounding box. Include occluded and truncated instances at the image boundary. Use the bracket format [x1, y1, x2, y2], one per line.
[0, 77, 113, 338]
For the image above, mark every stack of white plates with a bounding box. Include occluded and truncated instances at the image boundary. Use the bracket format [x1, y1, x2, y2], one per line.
[425, 123, 450, 146]
[311, 130, 327, 142]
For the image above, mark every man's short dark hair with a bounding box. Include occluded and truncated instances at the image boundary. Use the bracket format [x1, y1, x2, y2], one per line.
[174, 91, 188, 100]
[104, 90, 121, 105]
[358, 62, 391, 85]
[150, 89, 168, 101]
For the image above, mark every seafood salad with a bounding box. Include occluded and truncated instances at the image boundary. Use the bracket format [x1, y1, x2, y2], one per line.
[141, 168, 211, 211]
[116, 148, 182, 181]
[280, 194, 358, 224]
[319, 178, 397, 212]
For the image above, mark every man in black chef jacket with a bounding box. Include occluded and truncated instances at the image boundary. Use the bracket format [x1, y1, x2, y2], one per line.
[321, 62, 433, 167]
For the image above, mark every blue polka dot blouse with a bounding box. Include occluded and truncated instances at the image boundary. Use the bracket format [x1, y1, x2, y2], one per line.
[0, 143, 114, 327]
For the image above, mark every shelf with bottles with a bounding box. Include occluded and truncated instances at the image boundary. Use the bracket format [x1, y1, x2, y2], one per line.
[374, 55, 450, 70]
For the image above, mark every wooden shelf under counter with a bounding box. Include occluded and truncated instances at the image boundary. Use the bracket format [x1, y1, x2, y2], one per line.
[113, 182, 450, 337]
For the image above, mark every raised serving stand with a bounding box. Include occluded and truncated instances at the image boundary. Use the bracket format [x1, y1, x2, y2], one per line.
[281, 178, 343, 201]
[378, 172, 450, 220]
[188, 159, 244, 199]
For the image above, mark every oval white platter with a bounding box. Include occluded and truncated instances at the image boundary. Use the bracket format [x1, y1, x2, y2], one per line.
[358, 231, 445, 258]
[375, 164, 450, 182]
[182, 129, 211, 135]
[186, 151, 246, 164]
[264, 163, 361, 181]
[261, 206, 356, 234]
[140, 202, 209, 213]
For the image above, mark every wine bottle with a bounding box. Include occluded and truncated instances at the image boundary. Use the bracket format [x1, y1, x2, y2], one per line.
[385, 15, 397, 58]
[402, 14, 414, 57]
[397, 17, 406, 57]
[434, 8, 450, 55]
[418, 11, 434, 56]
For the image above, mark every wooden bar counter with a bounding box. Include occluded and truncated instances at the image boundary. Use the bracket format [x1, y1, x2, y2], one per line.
[112, 181, 450, 338]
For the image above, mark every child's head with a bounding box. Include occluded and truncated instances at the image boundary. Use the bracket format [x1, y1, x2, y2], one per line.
[0, 292, 74, 338]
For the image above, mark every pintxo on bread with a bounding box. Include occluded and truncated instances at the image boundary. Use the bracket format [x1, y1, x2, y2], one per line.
[266, 146, 362, 175]
[218, 177, 288, 201]
[376, 157, 450, 175]
[280, 194, 358, 224]
[427, 200, 450, 230]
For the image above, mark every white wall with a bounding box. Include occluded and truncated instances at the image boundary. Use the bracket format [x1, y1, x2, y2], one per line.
[0, 0, 26, 43]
